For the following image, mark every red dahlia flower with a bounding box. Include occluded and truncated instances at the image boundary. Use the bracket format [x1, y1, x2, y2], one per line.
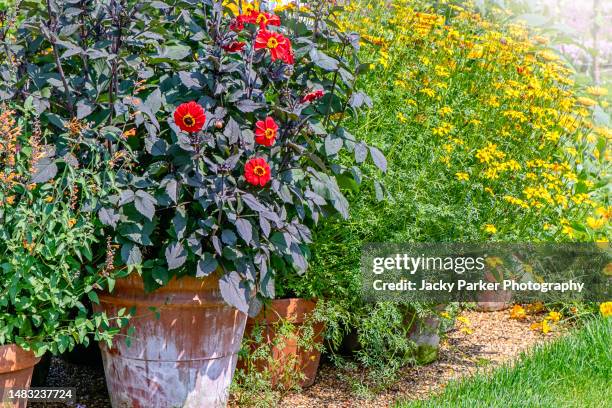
[301, 89, 325, 103]
[244, 158, 271, 187]
[222, 41, 246, 53]
[254, 117, 278, 146]
[245, 10, 281, 29]
[174, 101, 206, 133]
[284, 41, 295, 65]
[230, 14, 249, 31]
[255, 30, 293, 64]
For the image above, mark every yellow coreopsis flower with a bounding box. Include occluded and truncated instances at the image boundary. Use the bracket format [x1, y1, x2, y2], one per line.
[586, 86, 608, 97]
[455, 172, 469, 181]
[576, 97, 597, 107]
[483, 224, 497, 234]
[595, 206, 611, 219]
[542, 319, 551, 334]
[600, 302, 612, 317]
[586, 216, 605, 230]
[539, 50, 559, 62]
[546, 311, 561, 322]
[396, 112, 408, 123]
[510, 305, 527, 320]
[438, 106, 453, 116]
[561, 225, 575, 238]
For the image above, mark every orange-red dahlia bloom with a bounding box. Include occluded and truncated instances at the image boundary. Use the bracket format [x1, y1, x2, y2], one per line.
[254, 117, 278, 146]
[222, 41, 246, 53]
[174, 101, 206, 133]
[245, 11, 281, 29]
[244, 158, 271, 187]
[301, 89, 325, 103]
[230, 16, 247, 31]
[255, 30, 293, 64]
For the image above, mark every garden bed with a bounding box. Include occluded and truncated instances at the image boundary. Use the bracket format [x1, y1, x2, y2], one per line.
[31, 310, 559, 408]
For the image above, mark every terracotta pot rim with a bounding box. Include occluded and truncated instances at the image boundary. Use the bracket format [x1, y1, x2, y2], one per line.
[106, 272, 221, 293]
[0, 344, 40, 374]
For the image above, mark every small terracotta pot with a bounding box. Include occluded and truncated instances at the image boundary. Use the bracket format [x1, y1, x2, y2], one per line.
[238, 298, 324, 388]
[476, 270, 512, 311]
[0, 344, 40, 408]
[94, 274, 247, 408]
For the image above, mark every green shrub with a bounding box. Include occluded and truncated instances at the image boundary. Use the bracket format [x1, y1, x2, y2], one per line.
[0, 105, 119, 356]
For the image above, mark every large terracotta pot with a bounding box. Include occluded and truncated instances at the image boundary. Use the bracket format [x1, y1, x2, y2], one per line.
[94, 274, 247, 408]
[0, 344, 40, 408]
[238, 298, 324, 388]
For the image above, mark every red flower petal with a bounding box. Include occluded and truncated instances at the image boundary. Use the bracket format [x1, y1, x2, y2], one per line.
[174, 101, 206, 133]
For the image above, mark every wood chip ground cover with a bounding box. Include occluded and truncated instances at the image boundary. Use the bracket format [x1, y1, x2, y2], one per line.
[281, 310, 560, 408]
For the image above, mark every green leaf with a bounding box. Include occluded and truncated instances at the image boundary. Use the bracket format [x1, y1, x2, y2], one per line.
[165, 241, 187, 270]
[149, 44, 191, 63]
[309, 48, 339, 71]
[219, 271, 249, 314]
[76, 99, 94, 119]
[197, 253, 218, 277]
[369, 146, 387, 173]
[87, 291, 100, 305]
[235, 218, 252, 244]
[30, 158, 58, 184]
[134, 190, 156, 221]
[121, 243, 142, 266]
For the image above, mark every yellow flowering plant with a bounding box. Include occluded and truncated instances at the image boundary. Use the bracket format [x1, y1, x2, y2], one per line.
[335, 0, 610, 242]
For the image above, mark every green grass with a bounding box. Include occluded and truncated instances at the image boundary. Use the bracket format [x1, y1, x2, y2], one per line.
[396, 317, 612, 408]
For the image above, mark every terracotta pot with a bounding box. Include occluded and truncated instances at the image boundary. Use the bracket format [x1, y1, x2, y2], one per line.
[476, 270, 512, 311]
[238, 298, 324, 388]
[94, 274, 247, 408]
[0, 344, 40, 408]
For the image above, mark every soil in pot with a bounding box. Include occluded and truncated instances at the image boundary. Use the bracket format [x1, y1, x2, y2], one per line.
[93, 274, 247, 408]
[0, 344, 41, 408]
[238, 298, 324, 388]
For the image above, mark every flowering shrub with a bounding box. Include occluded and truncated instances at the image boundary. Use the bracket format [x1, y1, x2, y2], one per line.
[0, 105, 118, 356]
[333, 0, 610, 242]
[0, 0, 382, 314]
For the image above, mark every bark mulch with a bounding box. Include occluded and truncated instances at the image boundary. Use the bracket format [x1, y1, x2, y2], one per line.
[281, 309, 560, 408]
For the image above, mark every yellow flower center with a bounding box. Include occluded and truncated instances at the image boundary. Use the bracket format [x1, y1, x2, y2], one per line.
[256, 14, 268, 24]
[267, 37, 279, 49]
[183, 114, 195, 127]
[264, 128, 275, 139]
[253, 165, 266, 176]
